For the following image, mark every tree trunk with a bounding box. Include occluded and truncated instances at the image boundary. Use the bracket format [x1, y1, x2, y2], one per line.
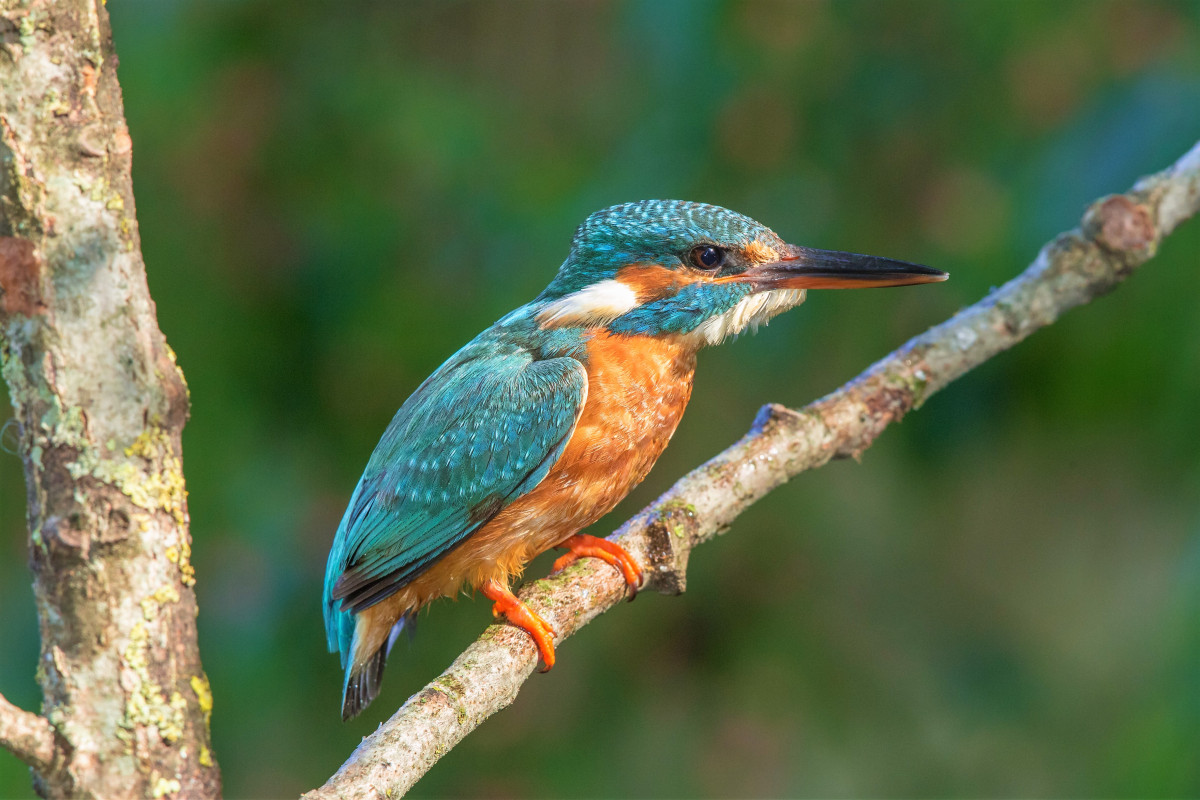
[0, 1, 219, 797]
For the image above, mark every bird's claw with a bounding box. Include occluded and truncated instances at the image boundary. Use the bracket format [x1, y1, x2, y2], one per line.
[481, 578, 558, 671]
[552, 534, 644, 601]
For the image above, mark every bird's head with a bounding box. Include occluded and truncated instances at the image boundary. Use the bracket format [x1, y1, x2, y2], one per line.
[535, 200, 946, 346]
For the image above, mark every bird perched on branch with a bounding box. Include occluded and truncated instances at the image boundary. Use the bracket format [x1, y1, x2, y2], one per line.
[323, 200, 947, 718]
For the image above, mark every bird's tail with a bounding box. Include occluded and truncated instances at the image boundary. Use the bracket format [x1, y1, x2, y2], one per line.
[340, 613, 414, 721]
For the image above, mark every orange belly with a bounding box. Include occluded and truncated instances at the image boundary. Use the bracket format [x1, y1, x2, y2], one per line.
[356, 331, 696, 654]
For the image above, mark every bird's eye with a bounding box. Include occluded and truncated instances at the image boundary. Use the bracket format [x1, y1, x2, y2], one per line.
[690, 246, 724, 271]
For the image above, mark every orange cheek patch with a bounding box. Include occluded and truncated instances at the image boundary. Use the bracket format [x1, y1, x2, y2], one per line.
[615, 263, 694, 302]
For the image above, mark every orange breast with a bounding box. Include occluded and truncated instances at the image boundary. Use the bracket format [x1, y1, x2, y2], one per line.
[368, 331, 697, 631]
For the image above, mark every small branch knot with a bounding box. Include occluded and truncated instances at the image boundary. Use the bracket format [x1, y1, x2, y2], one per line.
[751, 403, 805, 435]
[1088, 195, 1156, 254]
[639, 501, 700, 595]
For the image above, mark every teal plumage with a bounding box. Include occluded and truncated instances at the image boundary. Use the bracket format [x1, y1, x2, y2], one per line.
[323, 200, 946, 719]
[323, 326, 587, 713]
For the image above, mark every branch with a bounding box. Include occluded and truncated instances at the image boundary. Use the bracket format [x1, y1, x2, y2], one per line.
[305, 140, 1200, 800]
[0, 692, 56, 772]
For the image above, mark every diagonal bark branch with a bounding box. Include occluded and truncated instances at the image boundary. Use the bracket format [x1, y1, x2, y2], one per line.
[0, 691, 56, 773]
[305, 139, 1200, 800]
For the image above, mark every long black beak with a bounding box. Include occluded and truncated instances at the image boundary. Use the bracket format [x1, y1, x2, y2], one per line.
[736, 244, 948, 289]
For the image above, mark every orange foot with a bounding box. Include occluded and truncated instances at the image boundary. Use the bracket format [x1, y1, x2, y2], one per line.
[552, 534, 644, 601]
[481, 578, 557, 672]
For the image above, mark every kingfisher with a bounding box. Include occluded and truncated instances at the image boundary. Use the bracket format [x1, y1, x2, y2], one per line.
[323, 200, 946, 719]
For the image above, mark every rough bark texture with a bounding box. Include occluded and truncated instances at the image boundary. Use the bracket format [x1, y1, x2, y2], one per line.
[0, 1, 218, 798]
[305, 140, 1200, 800]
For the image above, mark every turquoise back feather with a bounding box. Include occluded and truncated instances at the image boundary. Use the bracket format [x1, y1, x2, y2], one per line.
[323, 318, 586, 666]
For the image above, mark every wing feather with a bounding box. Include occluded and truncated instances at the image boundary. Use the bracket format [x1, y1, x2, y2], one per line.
[322, 339, 587, 652]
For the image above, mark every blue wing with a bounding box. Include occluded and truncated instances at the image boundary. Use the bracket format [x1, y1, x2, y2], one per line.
[322, 336, 587, 659]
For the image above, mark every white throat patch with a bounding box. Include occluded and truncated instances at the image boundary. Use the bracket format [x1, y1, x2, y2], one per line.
[683, 288, 806, 347]
[537, 279, 639, 328]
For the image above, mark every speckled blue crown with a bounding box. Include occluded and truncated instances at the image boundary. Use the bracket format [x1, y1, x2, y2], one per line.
[541, 200, 785, 297]
[572, 199, 783, 254]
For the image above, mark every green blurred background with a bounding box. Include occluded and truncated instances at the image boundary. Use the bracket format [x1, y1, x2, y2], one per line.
[4, 1, 1200, 796]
